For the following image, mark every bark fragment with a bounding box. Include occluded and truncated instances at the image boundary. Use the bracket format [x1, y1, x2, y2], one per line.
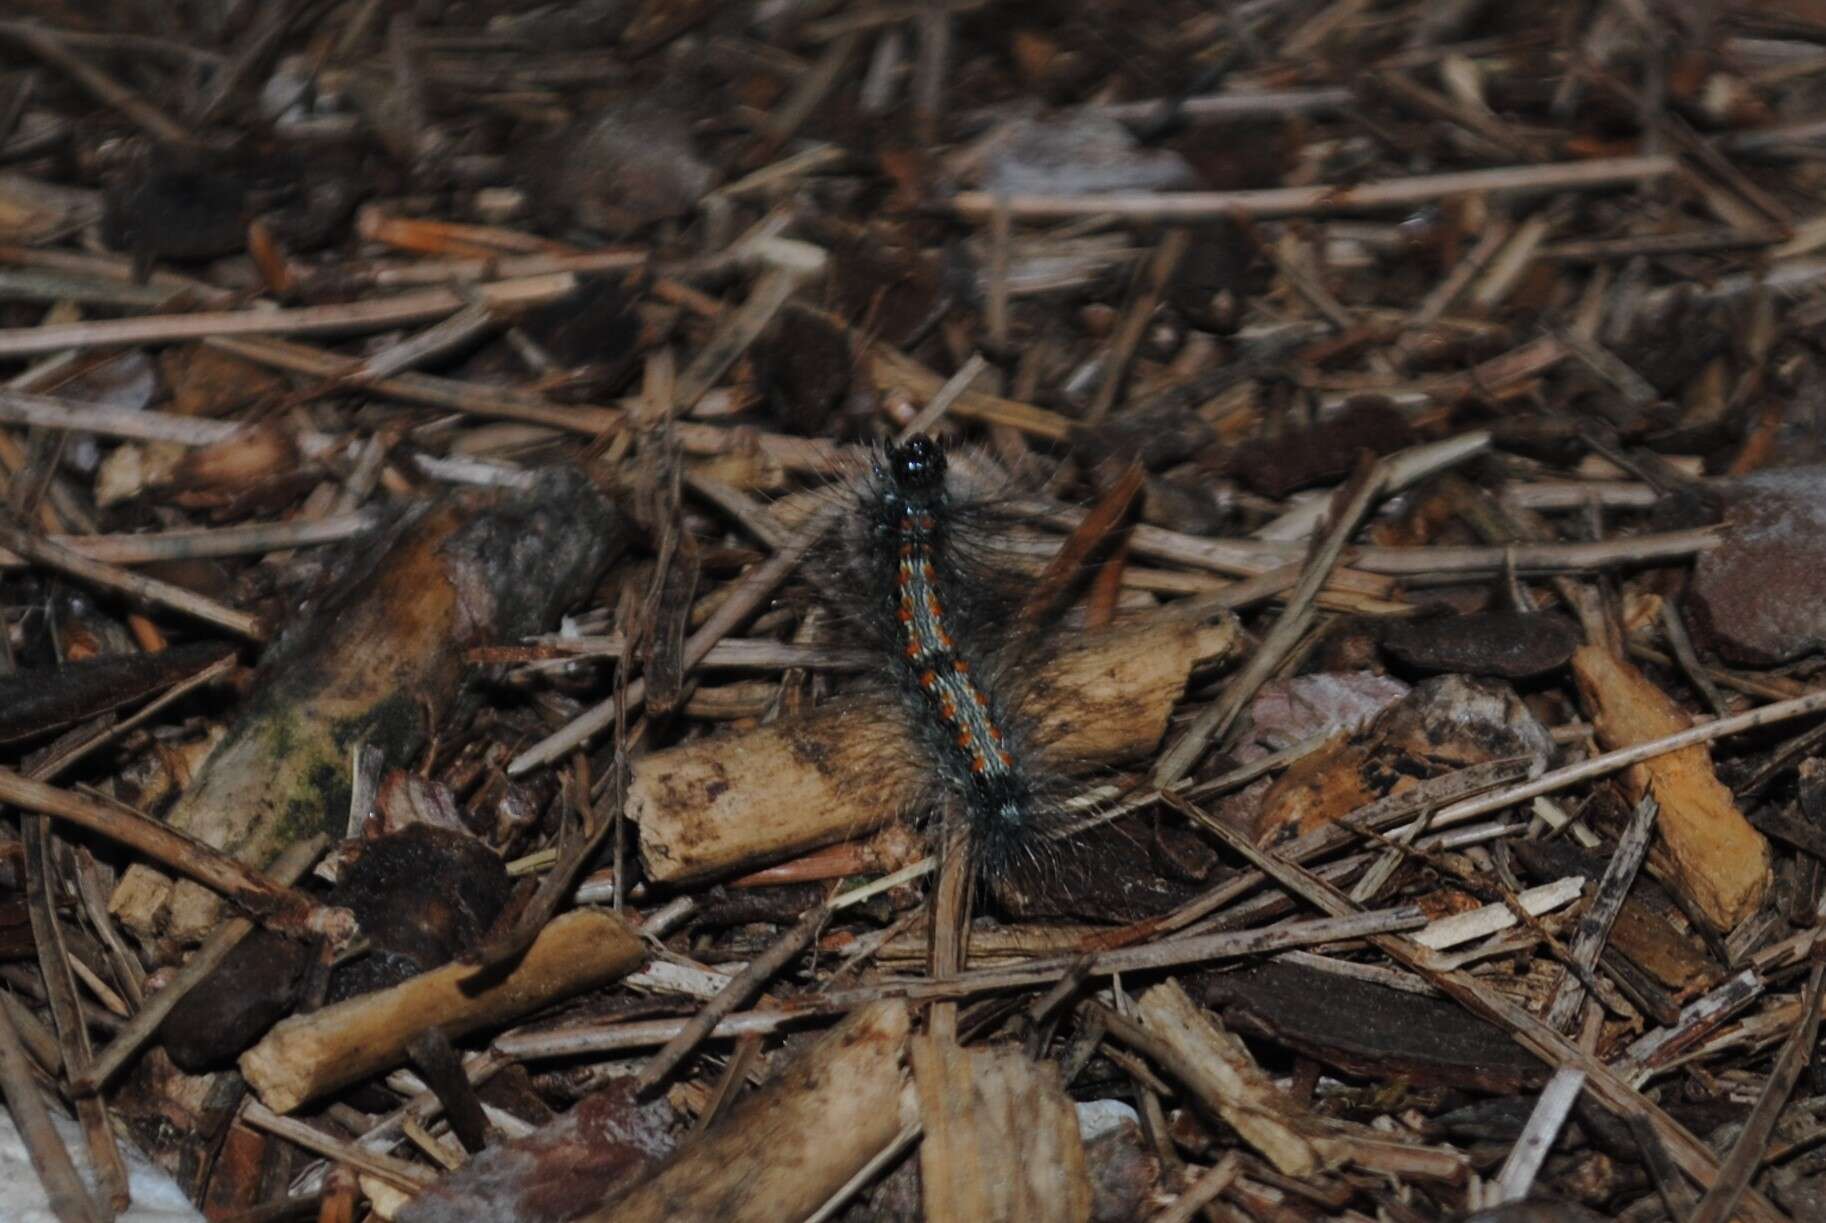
[1571, 646, 1770, 931]
[582, 999, 913, 1223]
[913, 1035, 1092, 1223]
[114, 469, 625, 941]
[632, 615, 1234, 882]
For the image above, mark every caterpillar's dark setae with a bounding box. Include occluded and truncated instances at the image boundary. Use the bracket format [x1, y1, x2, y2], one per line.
[857, 434, 1040, 874]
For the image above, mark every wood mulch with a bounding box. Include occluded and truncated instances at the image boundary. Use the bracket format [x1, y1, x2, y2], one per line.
[4, 3, 1826, 1220]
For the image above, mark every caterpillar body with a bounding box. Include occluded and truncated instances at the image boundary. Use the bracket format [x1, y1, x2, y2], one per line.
[845, 434, 1050, 878]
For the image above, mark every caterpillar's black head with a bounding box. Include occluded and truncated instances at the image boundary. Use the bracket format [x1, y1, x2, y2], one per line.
[884, 435, 947, 498]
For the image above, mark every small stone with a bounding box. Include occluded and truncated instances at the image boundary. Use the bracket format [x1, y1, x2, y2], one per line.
[1687, 466, 1826, 663]
[1380, 610, 1581, 678]
[1244, 671, 1410, 754]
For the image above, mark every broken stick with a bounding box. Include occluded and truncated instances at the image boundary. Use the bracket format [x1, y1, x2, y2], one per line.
[632, 614, 1236, 882]
[239, 908, 642, 1113]
[113, 468, 626, 942]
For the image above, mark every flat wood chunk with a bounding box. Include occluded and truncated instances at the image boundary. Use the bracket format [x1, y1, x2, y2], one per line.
[1136, 979, 1321, 1178]
[1206, 962, 1547, 1094]
[912, 1035, 1092, 1223]
[589, 1000, 912, 1223]
[1571, 646, 1770, 931]
[1254, 675, 1551, 843]
[1252, 737, 1388, 843]
[1513, 839, 1721, 994]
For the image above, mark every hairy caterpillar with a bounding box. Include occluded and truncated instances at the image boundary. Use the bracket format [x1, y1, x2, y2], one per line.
[836, 433, 1063, 881]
